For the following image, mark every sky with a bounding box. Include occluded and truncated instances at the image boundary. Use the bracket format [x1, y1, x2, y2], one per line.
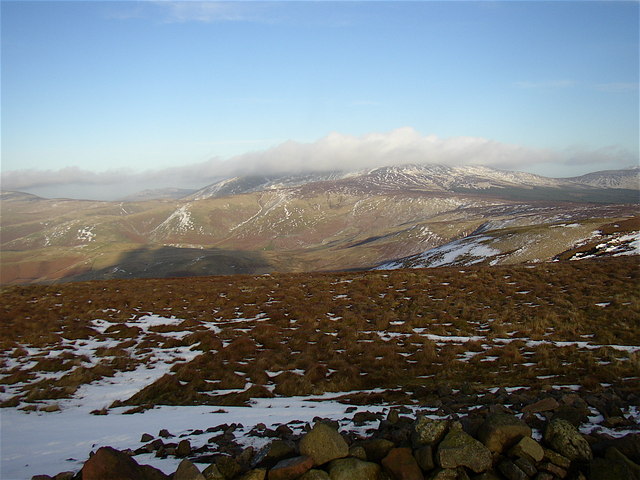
[1, 0, 639, 200]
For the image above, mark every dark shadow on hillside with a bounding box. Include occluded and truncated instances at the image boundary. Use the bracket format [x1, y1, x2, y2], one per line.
[69, 245, 273, 281]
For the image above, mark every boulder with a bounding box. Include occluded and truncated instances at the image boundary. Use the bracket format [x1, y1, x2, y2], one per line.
[299, 469, 330, 480]
[363, 439, 396, 463]
[268, 456, 314, 480]
[299, 423, 349, 466]
[589, 447, 640, 480]
[497, 460, 527, 480]
[350, 445, 367, 461]
[254, 440, 297, 468]
[543, 418, 593, 461]
[82, 446, 170, 480]
[477, 413, 531, 453]
[436, 426, 492, 473]
[425, 469, 457, 480]
[413, 417, 449, 446]
[521, 397, 559, 414]
[238, 469, 267, 480]
[327, 457, 382, 480]
[381, 447, 424, 480]
[542, 448, 571, 469]
[173, 459, 206, 480]
[508, 436, 544, 463]
[177, 439, 192, 457]
[413, 445, 434, 471]
[202, 464, 226, 480]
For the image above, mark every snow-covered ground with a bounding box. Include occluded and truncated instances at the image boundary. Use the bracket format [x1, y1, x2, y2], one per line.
[1, 389, 389, 479]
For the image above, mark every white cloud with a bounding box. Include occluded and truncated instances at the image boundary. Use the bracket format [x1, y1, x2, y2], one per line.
[2, 128, 636, 200]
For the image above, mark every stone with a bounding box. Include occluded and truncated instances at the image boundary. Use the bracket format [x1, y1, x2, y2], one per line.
[522, 397, 559, 414]
[425, 469, 457, 480]
[588, 447, 640, 480]
[513, 457, 537, 477]
[82, 446, 170, 480]
[31, 476, 52, 480]
[353, 411, 381, 425]
[300, 470, 331, 480]
[539, 461, 567, 478]
[53, 473, 74, 480]
[254, 440, 297, 468]
[413, 417, 449, 446]
[350, 445, 368, 461]
[436, 427, 492, 473]
[216, 456, 243, 479]
[508, 436, 544, 463]
[268, 456, 314, 480]
[239, 469, 267, 480]
[381, 447, 424, 480]
[542, 448, 570, 469]
[202, 464, 225, 480]
[551, 405, 590, 427]
[363, 439, 396, 463]
[497, 460, 527, 480]
[299, 422, 349, 466]
[173, 459, 206, 480]
[471, 474, 501, 480]
[532, 474, 553, 480]
[177, 439, 192, 457]
[159, 429, 174, 438]
[543, 418, 593, 461]
[328, 457, 382, 480]
[477, 413, 531, 453]
[413, 445, 434, 471]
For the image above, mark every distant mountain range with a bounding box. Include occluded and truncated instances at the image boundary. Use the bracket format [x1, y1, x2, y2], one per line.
[184, 164, 639, 201]
[1, 164, 638, 284]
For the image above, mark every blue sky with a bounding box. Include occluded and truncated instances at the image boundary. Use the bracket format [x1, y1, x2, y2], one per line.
[2, 1, 638, 198]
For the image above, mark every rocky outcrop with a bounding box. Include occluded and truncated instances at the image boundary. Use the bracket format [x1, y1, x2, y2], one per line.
[33, 407, 639, 480]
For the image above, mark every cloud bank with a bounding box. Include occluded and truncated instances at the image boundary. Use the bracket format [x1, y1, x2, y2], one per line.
[2, 128, 636, 200]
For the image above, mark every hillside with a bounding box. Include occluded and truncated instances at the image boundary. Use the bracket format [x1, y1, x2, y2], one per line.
[1, 257, 639, 477]
[1, 164, 638, 284]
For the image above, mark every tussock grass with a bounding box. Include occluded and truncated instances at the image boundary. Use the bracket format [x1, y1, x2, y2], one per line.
[0, 256, 638, 408]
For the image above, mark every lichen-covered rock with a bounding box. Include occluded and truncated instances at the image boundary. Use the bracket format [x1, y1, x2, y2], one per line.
[328, 458, 382, 480]
[543, 418, 593, 461]
[436, 426, 492, 473]
[413, 417, 449, 446]
[477, 413, 531, 453]
[299, 422, 349, 466]
[381, 447, 423, 480]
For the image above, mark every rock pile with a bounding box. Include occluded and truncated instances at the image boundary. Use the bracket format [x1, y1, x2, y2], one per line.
[33, 406, 640, 480]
